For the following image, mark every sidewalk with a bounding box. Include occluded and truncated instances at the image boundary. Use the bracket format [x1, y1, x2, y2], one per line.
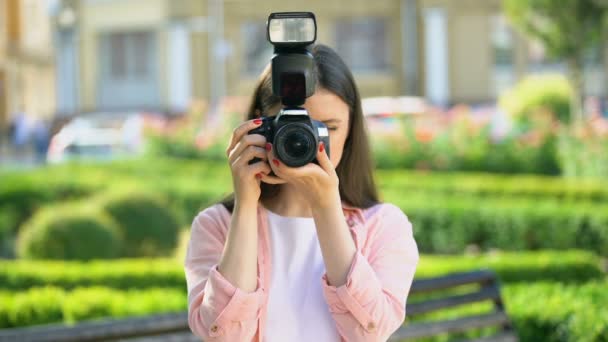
[0, 136, 44, 172]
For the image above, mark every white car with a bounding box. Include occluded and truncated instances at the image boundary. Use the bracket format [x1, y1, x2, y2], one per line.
[47, 112, 145, 163]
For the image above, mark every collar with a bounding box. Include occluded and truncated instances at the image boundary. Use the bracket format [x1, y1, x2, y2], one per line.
[341, 201, 365, 224]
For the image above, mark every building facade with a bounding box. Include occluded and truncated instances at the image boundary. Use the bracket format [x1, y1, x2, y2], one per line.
[0, 0, 56, 132]
[51, 0, 607, 117]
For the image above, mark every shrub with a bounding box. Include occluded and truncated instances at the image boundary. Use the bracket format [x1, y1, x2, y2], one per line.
[415, 250, 603, 284]
[0, 286, 186, 328]
[504, 281, 608, 342]
[16, 204, 123, 260]
[95, 189, 180, 257]
[384, 191, 608, 255]
[1, 287, 65, 328]
[376, 168, 608, 202]
[499, 73, 573, 125]
[0, 251, 601, 292]
[2, 281, 607, 341]
[0, 258, 185, 291]
[406, 280, 608, 342]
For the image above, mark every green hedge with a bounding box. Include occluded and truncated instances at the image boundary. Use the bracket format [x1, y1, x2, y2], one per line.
[376, 169, 608, 202]
[0, 287, 186, 329]
[1, 282, 607, 342]
[0, 251, 601, 291]
[0, 259, 185, 291]
[504, 281, 608, 342]
[16, 205, 123, 260]
[404, 280, 608, 342]
[385, 191, 608, 255]
[95, 190, 180, 257]
[3, 158, 608, 258]
[0, 158, 229, 239]
[415, 250, 604, 284]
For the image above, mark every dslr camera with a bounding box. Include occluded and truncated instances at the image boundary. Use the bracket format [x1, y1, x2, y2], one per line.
[248, 12, 330, 168]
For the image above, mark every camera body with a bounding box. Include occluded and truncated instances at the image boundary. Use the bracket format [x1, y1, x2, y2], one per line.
[249, 108, 330, 167]
[248, 12, 330, 168]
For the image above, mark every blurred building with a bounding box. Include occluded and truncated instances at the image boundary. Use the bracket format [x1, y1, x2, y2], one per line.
[50, 0, 608, 116]
[0, 0, 56, 133]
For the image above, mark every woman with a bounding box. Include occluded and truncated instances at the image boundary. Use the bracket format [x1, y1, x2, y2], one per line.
[184, 44, 419, 341]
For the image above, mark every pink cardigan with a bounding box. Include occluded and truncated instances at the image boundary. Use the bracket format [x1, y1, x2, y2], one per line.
[184, 201, 419, 341]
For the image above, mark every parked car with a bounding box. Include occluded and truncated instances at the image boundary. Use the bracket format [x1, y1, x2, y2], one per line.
[47, 111, 147, 163]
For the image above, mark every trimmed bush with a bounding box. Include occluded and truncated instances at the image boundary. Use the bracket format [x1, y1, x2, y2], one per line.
[2, 282, 607, 341]
[16, 204, 123, 260]
[384, 191, 608, 255]
[499, 73, 573, 124]
[376, 168, 608, 202]
[0, 259, 185, 291]
[95, 190, 180, 257]
[415, 250, 604, 284]
[0, 286, 186, 328]
[0, 251, 601, 291]
[504, 281, 608, 342]
[405, 280, 608, 342]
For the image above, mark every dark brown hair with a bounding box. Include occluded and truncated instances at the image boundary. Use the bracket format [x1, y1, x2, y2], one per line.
[220, 44, 378, 212]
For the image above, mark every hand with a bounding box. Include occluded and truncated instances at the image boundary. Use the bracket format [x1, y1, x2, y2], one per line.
[264, 141, 340, 210]
[225, 119, 272, 206]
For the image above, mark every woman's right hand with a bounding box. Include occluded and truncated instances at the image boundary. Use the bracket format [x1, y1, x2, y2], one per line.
[225, 118, 271, 206]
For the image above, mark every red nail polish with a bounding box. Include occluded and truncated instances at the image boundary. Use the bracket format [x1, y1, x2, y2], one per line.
[319, 142, 324, 152]
[272, 159, 280, 167]
[265, 143, 272, 151]
[256, 173, 263, 179]
[253, 118, 262, 125]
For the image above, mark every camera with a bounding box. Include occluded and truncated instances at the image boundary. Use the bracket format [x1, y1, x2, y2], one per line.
[248, 12, 330, 168]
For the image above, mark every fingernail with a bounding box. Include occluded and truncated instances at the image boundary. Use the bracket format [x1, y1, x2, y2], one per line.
[319, 141, 324, 152]
[256, 173, 263, 179]
[265, 143, 272, 151]
[272, 159, 280, 167]
[253, 118, 262, 125]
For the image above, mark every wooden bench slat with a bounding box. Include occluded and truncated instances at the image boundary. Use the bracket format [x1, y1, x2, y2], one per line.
[406, 286, 501, 316]
[389, 311, 510, 340]
[116, 331, 199, 342]
[410, 270, 497, 294]
[462, 332, 519, 342]
[0, 312, 189, 342]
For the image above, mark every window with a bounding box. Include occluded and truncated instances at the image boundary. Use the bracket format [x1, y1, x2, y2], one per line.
[490, 15, 515, 96]
[334, 18, 390, 73]
[105, 31, 154, 80]
[241, 21, 273, 76]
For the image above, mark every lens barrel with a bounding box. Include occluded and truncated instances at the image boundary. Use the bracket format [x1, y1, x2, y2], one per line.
[274, 122, 317, 167]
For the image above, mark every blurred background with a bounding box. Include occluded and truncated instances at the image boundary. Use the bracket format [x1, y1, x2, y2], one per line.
[0, 0, 607, 341]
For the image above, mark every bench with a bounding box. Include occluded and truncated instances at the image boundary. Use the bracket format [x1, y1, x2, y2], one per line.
[0, 270, 517, 342]
[390, 269, 519, 341]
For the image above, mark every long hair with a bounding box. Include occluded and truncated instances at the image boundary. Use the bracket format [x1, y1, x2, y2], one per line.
[220, 44, 378, 213]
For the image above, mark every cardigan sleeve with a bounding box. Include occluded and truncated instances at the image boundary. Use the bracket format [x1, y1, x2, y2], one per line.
[320, 203, 419, 342]
[184, 205, 264, 341]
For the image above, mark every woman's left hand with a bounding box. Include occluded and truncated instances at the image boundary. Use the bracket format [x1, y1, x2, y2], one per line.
[263, 141, 340, 210]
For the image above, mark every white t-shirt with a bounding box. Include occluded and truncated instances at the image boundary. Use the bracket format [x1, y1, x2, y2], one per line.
[264, 209, 341, 342]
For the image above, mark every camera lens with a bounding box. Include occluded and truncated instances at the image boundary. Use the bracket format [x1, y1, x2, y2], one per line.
[284, 131, 310, 158]
[275, 123, 317, 167]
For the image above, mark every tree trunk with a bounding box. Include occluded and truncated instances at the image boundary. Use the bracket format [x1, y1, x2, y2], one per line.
[567, 58, 585, 123]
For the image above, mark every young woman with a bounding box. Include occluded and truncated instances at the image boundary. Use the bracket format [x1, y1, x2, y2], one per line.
[184, 44, 419, 342]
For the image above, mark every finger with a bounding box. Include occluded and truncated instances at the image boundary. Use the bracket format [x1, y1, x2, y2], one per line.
[265, 143, 287, 178]
[233, 145, 268, 167]
[225, 118, 263, 156]
[228, 134, 267, 164]
[260, 173, 287, 184]
[316, 141, 335, 175]
[249, 160, 272, 177]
